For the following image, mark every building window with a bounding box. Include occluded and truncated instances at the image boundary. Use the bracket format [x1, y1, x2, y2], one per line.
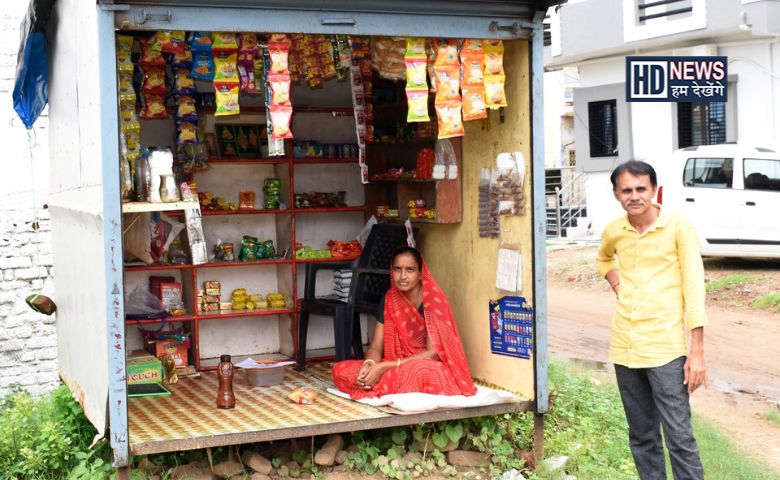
[588, 100, 618, 157]
[678, 102, 726, 148]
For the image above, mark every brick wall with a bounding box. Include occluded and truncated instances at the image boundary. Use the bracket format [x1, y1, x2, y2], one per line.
[0, 3, 58, 398]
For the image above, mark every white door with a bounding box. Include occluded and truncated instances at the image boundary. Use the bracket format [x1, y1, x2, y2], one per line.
[738, 157, 780, 257]
[679, 157, 741, 255]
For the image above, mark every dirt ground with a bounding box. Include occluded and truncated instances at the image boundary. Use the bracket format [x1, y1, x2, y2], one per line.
[546, 244, 780, 473]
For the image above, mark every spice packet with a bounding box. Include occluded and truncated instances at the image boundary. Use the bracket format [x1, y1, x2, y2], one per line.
[214, 82, 240, 116]
[436, 101, 465, 139]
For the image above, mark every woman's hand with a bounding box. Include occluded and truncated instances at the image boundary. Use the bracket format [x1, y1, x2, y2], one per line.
[357, 362, 390, 389]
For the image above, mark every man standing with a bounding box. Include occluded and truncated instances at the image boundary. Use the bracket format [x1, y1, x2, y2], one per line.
[597, 160, 708, 480]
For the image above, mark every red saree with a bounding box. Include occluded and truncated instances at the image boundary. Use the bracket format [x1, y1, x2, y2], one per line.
[332, 262, 477, 399]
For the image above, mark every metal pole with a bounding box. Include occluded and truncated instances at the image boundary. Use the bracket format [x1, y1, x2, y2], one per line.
[554, 186, 561, 238]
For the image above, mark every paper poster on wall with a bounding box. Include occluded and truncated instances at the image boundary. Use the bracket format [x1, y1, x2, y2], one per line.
[489, 296, 533, 359]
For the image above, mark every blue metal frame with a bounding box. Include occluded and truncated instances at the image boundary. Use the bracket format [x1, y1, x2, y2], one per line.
[98, 6, 130, 467]
[530, 10, 549, 414]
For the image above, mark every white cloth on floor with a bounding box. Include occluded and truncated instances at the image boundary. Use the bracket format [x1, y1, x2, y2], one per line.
[326, 385, 517, 413]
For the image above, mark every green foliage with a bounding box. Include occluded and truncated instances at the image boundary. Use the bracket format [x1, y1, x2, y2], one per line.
[761, 409, 780, 427]
[752, 292, 780, 312]
[0, 384, 112, 480]
[705, 274, 756, 293]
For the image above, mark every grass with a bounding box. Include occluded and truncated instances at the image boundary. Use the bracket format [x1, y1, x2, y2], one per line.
[762, 410, 780, 427]
[705, 274, 756, 293]
[533, 360, 780, 480]
[753, 292, 780, 312]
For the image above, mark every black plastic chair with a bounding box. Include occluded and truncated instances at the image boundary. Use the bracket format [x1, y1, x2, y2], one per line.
[296, 223, 415, 371]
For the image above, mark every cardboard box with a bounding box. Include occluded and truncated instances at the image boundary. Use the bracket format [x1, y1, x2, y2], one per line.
[127, 351, 163, 385]
[153, 339, 189, 368]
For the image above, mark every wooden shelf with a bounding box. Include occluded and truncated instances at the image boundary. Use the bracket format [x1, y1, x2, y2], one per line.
[124, 263, 194, 272]
[370, 178, 437, 183]
[197, 259, 293, 268]
[122, 201, 199, 213]
[208, 157, 289, 164]
[168, 208, 291, 217]
[197, 308, 295, 320]
[293, 157, 359, 164]
[126, 314, 196, 325]
[294, 254, 359, 263]
[293, 206, 365, 213]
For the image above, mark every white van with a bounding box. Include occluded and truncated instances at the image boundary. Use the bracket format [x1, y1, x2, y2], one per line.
[651, 144, 780, 258]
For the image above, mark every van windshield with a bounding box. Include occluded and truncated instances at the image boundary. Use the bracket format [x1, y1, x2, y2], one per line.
[683, 157, 733, 188]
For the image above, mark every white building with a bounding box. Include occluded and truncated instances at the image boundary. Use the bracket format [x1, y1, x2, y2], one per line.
[545, 0, 780, 235]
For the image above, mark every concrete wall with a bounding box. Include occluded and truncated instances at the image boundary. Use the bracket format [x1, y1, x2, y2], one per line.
[0, 3, 59, 398]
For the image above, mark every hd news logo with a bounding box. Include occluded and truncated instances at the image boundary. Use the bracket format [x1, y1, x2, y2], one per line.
[626, 56, 727, 102]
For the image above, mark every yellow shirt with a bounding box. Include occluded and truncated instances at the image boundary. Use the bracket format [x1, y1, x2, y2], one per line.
[597, 207, 708, 368]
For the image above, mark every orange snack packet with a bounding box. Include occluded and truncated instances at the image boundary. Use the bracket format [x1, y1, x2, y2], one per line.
[461, 50, 484, 86]
[433, 65, 461, 103]
[483, 39, 504, 76]
[485, 74, 507, 109]
[436, 101, 465, 139]
[433, 39, 459, 67]
[462, 84, 487, 121]
[288, 387, 318, 404]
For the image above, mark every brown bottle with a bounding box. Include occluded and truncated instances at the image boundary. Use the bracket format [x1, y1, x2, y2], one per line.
[216, 354, 235, 409]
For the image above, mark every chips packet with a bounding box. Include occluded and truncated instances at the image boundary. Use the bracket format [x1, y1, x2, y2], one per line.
[268, 42, 290, 74]
[214, 82, 240, 116]
[436, 101, 465, 138]
[138, 38, 166, 67]
[174, 95, 198, 121]
[462, 84, 487, 121]
[116, 35, 135, 72]
[214, 52, 239, 83]
[405, 58, 428, 90]
[170, 44, 193, 69]
[483, 39, 505, 76]
[433, 65, 460, 102]
[191, 51, 215, 80]
[212, 32, 239, 52]
[173, 68, 197, 95]
[484, 74, 507, 109]
[140, 94, 169, 119]
[406, 89, 430, 122]
[269, 73, 291, 105]
[433, 38, 459, 67]
[176, 121, 199, 144]
[269, 105, 294, 139]
[156, 30, 186, 56]
[189, 31, 213, 52]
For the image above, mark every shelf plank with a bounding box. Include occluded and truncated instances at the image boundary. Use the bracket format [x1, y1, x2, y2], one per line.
[293, 206, 365, 213]
[208, 157, 290, 164]
[122, 201, 199, 213]
[125, 314, 196, 325]
[197, 308, 295, 320]
[124, 263, 194, 271]
[168, 208, 291, 217]
[197, 259, 293, 268]
[369, 178, 437, 183]
[294, 254, 359, 263]
[293, 157, 359, 164]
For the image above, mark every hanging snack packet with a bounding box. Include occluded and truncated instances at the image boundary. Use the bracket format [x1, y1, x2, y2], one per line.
[176, 121, 199, 144]
[118, 70, 136, 105]
[405, 58, 428, 90]
[485, 74, 507, 109]
[191, 51, 215, 80]
[269, 33, 289, 43]
[214, 82, 240, 116]
[139, 38, 166, 67]
[405, 37, 427, 58]
[253, 56, 264, 92]
[436, 101, 465, 139]
[433, 38, 459, 67]
[174, 95, 198, 121]
[189, 31, 213, 52]
[214, 51, 239, 83]
[156, 30, 186, 56]
[406, 89, 430, 122]
[212, 32, 239, 52]
[268, 41, 290, 74]
[462, 84, 487, 121]
[123, 119, 141, 152]
[140, 94, 169, 119]
[239, 33, 259, 56]
[173, 68, 197, 95]
[116, 35, 135, 73]
[141, 66, 167, 94]
[484, 39, 504, 76]
[461, 50, 484, 86]
[269, 73, 291, 105]
[238, 54, 256, 93]
[269, 105, 294, 139]
[433, 65, 460, 102]
[171, 44, 193, 69]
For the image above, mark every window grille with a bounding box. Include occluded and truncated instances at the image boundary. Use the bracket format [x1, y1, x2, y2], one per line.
[678, 102, 726, 148]
[588, 100, 618, 157]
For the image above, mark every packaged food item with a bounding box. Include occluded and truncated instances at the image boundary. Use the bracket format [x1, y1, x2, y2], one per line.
[214, 52, 239, 83]
[140, 94, 169, 119]
[239, 33, 258, 55]
[171, 68, 195, 95]
[214, 82, 240, 116]
[219, 302, 233, 310]
[263, 178, 281, 208]
[433, 65, 460, 102]
[406, 89, 430, 123]
[239, 191, 255, 210]
[116, 35, 135, 72]
[485, 74, 507, 109]
[433, 38, 458, 67]
[269, 105, 293, 139]
[174, 95, 198, 120]
[462, 51, 484, 86]
[139, 37, 166, 67]
[371, 36, 406, 81]
[268, 42, 290, 74]
[156, 30, 186, 56]
[212, 32, 239, 51]
[239, 236, 258, 261]
[288, 387, 318, 404]
[436, 101, 465, 139]
[191, 51, 215, 81]
[170, 44, 193, 69]
[484, 39, 504, 75]
[405, 58, 428, 90]
[405, 37, 427, 58]
[189, 31, 213, 52]
[176, 121, 199, 144]
[141, 66, 167, 94]
[203, 280, 221, 290]
[269, 73, 291, 105]
[462, 84, 487, 121]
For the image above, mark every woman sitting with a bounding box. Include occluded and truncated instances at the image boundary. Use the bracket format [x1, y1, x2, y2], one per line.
[332, 246, 477, 399]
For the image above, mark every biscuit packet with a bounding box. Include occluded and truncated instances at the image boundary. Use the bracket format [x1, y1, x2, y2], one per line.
[405, 58, 428, 90]
[485, 74, 507, 109]
[436, 101, 465, 139]
[405, 37, 427, 58]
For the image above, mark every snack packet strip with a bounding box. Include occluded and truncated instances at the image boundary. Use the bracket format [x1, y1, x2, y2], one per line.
[405, 37, 429, 123]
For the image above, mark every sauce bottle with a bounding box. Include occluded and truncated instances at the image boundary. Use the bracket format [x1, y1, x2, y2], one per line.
[216, 354, 235, 409]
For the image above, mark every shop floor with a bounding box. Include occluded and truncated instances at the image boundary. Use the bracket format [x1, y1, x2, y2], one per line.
[128, 362, 531, 456]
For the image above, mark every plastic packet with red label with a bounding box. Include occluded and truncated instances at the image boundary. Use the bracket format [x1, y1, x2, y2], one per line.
[269, 105, 293, 139]
[156, 30, 186, 56]
[140, 94, 169, 119]
[269, 73, 291, 106]
[141, 66, 167, 94]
